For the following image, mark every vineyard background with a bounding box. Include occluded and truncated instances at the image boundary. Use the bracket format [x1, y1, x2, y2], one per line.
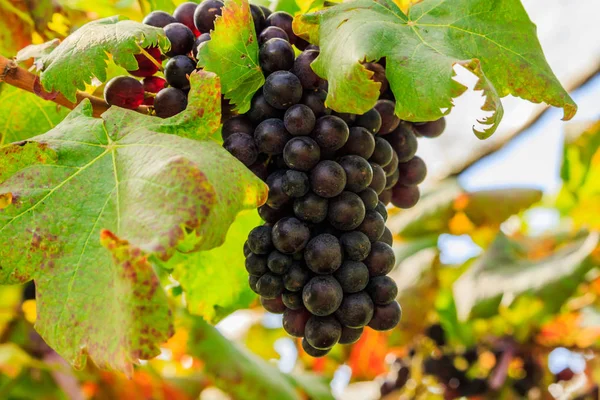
[0, 0, 599, 399]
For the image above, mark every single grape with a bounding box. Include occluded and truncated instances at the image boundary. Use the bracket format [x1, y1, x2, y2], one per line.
[247, 91, 282, 123]
[104, 76, 144, 110]
[364, 62, 388, 94]
[174, 2, 200, 35]
[302, 275, 343, 316]
[279, 170, 309, 198]
[370, 137, 393, 167]
[339, 326, 363, 345]
[258, 203, 290, 223]
[154, 87, 188, 118]
[283, 136, 320, 171]
[301, 89, 330, 118]
[379, 226, 393, 246]
[328, 191, 366, 231]
[339, 231, 371, 261]
[164, 55, 196, 90]
[283, 308, 311, 337]
[250, 4, 266, 34]
[164, 23, 195, 57]
[256, 273, 284, 299]
[358, 188, 379, 211]
[304, 234, 342, 274]
[223, 132, 258, 166]
[282, 291, 303, 310]
[267, 250, 293, 274]
[249, 275, 259, 293]
[266, 171, 291, 209]
[142, 76, 166, 93]
[261, 295, 286, 313]
[368, 301, 401, 331]
[334, 260, 369, 293]
[272, 217, 310, 254]
[310, 160, 347, 198]
[364, 241, 395, 276]
[302, 338, 330, 357]
[291, 50, 323, 89]
[414, 118, 446, 138]
[391, 185, 420, 209]
[375, 201, 388, 221]
[222, 115, 254, 139]
[143, 11, 176, 28]
[254, 118, 291, 155]
[245, 253, 268, 276]
[259, 5, 272, 18]
[293, 193, 328, 223]
[259, 38, 295, 75]
[374, 100, 400, 135]
[284, 104, 316, 136]
[385, 168, 399, 190]
[386, 123, 418, 162]
[265, 11, 297, 44]
[382, 150, 399, 176]
[305, 315, 342, 349]
[335, 291, 374, 328]
[339, 155, 373, 193]
[283, 261, 312, 291]
[355, 108, 382, 134]
[243, 241, 252, 257]
[259, 26, 289, 46]
[369, 163, 387, 194]
[366, 276, 398, 305]
[357, 210, 385, 242]
[332, 112, 356, 125]
[397, 156, 427, 186]
[339, 127, 375, 159]
[379, 189, 392, 205]
[312, 115, 349, 151]
[263, 71, 303, 109]
[192, 32, 211, 59]
[194, 0, 224, 32]
[247, 225, 272, 254]
[129, 46, 161, 77]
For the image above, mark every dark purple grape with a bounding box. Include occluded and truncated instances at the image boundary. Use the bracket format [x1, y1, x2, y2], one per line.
[223, 133, 258, 166]
[263, 71, 303, 109]
[305, 315, 341, 349]
[301, 89, 330, 118]
[266, 171, 290, 209]
[386, 123, 418, 162]
[259, 5, 272, 18]
[335, 291, 374, 328]
[380, 226, 393, 246]
[283, 136, 320, 171]
[304, 234, 342, 274]
[358, 188, 378, 211]
[284, 104, 316, 136]
[192, 33, 211, 59]
[249, 275, 259, 293]
[339, 127, 375, 159]
[174, 2, 200, 35]
[357, 210, 385, 242]
[368, 163, 387, 194]
[272, 217, 310, 254]
[265, 11, 297, 44]
[142, 76, 166, 94]
[104, 76, 144, 110]
[164, 55, 195, 90]
[385, 168, 399, 190]
[397, 156, 427, 186]
[194, 0, 224, 32]
[247, 225, 272, 254]
[374, 100, 400, 135]
[364, 62, 388, 94]
[366, 276, 398, 305]
[261, 295, 286, 313]
[302, 338, 330, 357]
[332, 112, 356, 125]
[243, 241, 251, 257]
[267, 251, 293, 274]
[370, 137, 393, 167]
[310, 160, 346, 198]
[282, 291, 303, 310]
[379, 189, 392, 205]
[334, 260, 369, 293]
[129, 47, 161, 77]
[250, 4, 266, 34]
[339, 326, 363, 345]
[164, 23, 195, 57]
[328, 191, 366, 231]
[368, 301, 401, 331]
[293, 193, 328, 223]
[414, 118, 446, 138]
[254, 118, 291, 155]
[375, 201, 388, 221]
[339, 155, 373, 193]
[339, 231, 371, 261]
[283, 261, 311, 291]
[382, 150, 399, 176]
[143, 11, 176, 28]
[259, 26, 289, 46]
[391, 185, 420, 209]
[364, 241, 395, 276]
[154, 87, 188, 118]
[355, 108, 382, 134]
[291, 50, 323, 89]
[256, 273, 284, 298]
[247, 92, 282, 123]
[302, 276, 343, 316]
[312, 115, 349, 151]
[258, 203, 290, 223]
[222, 115, 253, 139]
[245, 253, 268, 276]
[259, 38, 295, 74]
[283, 308, 311, 337]
[281, 170, 309, 198]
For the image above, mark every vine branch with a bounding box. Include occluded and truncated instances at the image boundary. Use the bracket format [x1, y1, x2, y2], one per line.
[0, 55, 149, 118]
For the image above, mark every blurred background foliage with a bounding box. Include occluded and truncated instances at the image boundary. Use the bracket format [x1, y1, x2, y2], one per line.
[1, 0, 600, 399]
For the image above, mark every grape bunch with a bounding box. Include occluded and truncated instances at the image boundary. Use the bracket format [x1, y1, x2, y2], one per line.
[221, 8, 446, 358]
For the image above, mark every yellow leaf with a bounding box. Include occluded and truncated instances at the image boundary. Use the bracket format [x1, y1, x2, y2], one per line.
[448, 211, 475, 235]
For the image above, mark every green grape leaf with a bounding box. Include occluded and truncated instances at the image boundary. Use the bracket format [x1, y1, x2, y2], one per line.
[0, 71, 267, 373]
[0, 84, 69, 146]
[165, 210, 260, 322]
[453, 231, 599, 320]
[38, 16, 170, 102]
[197, 0, 264, 113]
[296, 0, 577, 138]
[144, 0, 176, 13]
[15, 39, 60, 63]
